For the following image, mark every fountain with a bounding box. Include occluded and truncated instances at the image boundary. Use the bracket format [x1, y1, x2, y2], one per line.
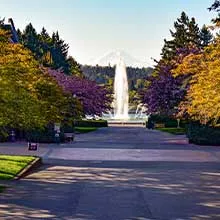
[113, 56, 129, 119]
[135, 104, 148, 119]
[102, 52, 147, 126]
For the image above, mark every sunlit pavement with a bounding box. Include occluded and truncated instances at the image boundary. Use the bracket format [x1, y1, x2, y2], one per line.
[0, 127, 220, 219]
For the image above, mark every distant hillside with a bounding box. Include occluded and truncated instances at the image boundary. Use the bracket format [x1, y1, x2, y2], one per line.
[80, 65, 153, 91]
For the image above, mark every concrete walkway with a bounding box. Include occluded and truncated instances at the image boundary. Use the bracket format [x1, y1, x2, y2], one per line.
[0, 127, 220, 219]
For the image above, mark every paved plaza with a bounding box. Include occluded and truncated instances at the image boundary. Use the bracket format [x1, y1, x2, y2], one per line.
[0, 127, 220, 219]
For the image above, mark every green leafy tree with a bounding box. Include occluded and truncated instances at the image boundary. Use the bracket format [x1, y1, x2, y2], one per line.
[0, 29, 68, 129]
[67, 56, 83, 77]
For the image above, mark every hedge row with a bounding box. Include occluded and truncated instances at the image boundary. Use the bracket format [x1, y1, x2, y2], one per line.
[187, 122, 220, 145]
[74, 120, 108, 128]
[0, 120, 108, 143]
[147, 115, 186, 128]
[148, 115, 220, 146]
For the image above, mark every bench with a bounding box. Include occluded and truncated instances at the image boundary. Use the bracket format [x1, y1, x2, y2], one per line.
[154, 123, 165, 128]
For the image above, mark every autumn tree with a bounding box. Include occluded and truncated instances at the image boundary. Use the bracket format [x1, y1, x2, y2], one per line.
[48, 69, 113, 116]
[0, 29, 69, 129]
[141, 63, 185, 116]
[173, 37, 220, 125]
[141, 11, 205, 117]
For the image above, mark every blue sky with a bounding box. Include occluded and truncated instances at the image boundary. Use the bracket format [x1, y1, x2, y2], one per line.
[0, 0, 216, 66]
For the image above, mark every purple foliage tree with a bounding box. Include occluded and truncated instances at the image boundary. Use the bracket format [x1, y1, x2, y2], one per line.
[47, 68, 113, 116]
[141, 46, 200, 116]
[142, 65, 185, 116]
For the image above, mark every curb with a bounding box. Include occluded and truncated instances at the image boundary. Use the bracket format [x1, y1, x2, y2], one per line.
[14, 157, 42, 180]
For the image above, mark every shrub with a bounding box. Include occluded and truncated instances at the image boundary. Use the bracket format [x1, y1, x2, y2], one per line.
[0, 128, 9, 142]
[25, 125, 64, 143]
[148, 115, 186, 128]
[187, 122, 220, 145]
[74, 120, 108, 127]
[62, 123, 75, 133]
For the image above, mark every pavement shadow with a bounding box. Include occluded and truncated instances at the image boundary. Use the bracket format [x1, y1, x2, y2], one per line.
[0, 163, 219, 220]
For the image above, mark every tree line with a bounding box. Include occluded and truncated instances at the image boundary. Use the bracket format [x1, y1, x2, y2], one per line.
[81, 65, 153, 90]
[140, 1, 220, 127]
[0, 20, 112, 140]
[16, 24, 82, 76]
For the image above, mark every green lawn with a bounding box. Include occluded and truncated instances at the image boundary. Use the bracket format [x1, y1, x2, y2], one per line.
[75, 127, 97, 133]
[0, 155, 36, 180]
[157, 127, 186, 135]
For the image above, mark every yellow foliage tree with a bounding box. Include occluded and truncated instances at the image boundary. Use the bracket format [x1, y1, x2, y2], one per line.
[0, 29, 67, 129]
[173, 36, 220, 125]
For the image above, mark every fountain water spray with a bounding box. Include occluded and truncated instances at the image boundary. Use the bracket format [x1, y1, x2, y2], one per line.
[114, 55, 129, 119]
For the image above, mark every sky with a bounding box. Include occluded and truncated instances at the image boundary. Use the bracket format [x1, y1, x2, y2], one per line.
[0, 0, 216, 66]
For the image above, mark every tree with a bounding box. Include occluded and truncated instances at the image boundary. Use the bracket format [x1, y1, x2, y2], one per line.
[21, 23, 41, 59]
[141, 64, 185, 116]
[48, 68, 113, 116]
[209, 0, 220, 27]
[81, 65, 153, 91]
[19, 24, 75, 74]
[209, 0, 220, 11]
[143, 11, 203, 117]
[0, 28, 10, 42]
[141, 46, 200, 117]
[199, 25, 213, 47]
[16, 28, 22, 42]
[67, 56, 83, 77]
[161, 12, 201, 60]
[50, 31, 69, 72]
[38, 27, 52, 66]
[0, 28, 68, 129]
[173, 37, 220, 125]
[0, 18, 4, 27]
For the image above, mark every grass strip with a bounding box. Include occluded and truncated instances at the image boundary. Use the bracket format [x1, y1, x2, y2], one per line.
[157, 127, 186, 135]
[0, 155, 35, 180]
[75, 127, 97, 133]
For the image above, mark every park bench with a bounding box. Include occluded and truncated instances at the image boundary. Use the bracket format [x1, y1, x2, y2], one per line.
[154, 123, 165, 128]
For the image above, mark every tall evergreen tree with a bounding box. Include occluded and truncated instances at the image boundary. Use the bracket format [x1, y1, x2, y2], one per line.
[22, 23, 41, 59]
[50, 31, 69, 72]
[39, 27, 52, 66]
[161, 12, 201, 60]
[16, 28, 22, 42]
[20, 24, 72, 74]
[199, 25, 213, 47]
[188, 17, 201, 46]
